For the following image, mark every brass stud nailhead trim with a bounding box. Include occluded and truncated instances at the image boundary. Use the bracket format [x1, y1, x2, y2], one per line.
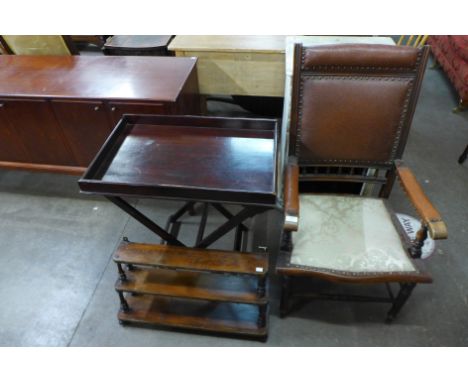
[286, 262, 422, 277]
[300, 46, 425, 73]
[294, 44, 427, 165]
[296, 75, 413, 164]
[301, 65, 417, 72]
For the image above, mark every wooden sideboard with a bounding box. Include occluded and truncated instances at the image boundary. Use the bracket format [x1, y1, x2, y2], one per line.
[0, 55, 200, 174]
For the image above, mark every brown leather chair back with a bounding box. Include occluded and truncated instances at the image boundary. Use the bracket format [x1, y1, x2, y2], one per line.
[290, 43, 429, 168]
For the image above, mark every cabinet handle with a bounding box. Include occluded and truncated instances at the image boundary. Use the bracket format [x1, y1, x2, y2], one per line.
[0, 103, 4, 108]
[94, 106, 100, 111]
[111, 106, 116, 111]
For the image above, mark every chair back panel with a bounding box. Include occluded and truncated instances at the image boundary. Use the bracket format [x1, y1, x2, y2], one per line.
[290, 44, 429, 168]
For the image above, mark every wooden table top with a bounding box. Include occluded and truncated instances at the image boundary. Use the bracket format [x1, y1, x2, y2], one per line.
[79, 115, 279, 206]
[168, 35, 287, 53]
[0, 55, 197, 102]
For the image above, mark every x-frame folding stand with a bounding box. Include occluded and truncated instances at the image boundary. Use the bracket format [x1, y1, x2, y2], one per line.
[106, 196, 269, 250]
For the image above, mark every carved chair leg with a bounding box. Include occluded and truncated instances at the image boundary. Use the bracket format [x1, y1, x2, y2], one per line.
[280, 275, 291, 318]
[430, 60, 440, 69]
[280, 231, 292, 251]
[411, 224, 428, 259]
[386, 283, 416, 323]
[453, 99, 467, 113]
[458, 144, 468, 164]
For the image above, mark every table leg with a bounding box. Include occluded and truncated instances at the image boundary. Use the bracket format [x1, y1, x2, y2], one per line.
[169, 201, 197, 222]
[106, 196, 186, 246]
[196, 206, 267, 249]
[458, 144, 468, 164]
[195, 203, 209, 246]
[233, 225, 243, 251]
[211, 203, 249, 231]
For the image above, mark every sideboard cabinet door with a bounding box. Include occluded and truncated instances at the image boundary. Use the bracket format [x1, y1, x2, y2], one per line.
[0, 101, 30, 162]
[51, 100, 113, 167]
[0, 99, 75, 165]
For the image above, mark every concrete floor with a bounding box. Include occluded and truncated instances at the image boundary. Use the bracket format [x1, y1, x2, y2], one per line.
[0, 56, 467, 346]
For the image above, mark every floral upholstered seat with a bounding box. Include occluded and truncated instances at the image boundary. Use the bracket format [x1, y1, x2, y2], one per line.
[291, 195, 416, 274]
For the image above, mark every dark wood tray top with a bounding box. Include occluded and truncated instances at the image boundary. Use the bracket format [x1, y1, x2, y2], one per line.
[79, 115, 279, 206]
[0, 55, 196, 102]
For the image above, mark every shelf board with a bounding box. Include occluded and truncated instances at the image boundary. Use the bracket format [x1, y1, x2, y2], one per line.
[113, 241, 268, 276]
[116, 267, 267, 305]
[118, 294, 268, 338]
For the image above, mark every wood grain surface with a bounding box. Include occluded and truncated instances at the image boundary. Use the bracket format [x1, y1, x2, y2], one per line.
[114, 241, 268, 276]
[0, 55, 197, 102]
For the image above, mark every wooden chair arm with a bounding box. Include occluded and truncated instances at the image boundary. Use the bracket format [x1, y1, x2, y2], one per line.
[284, 161, 299, 231]
[395, 160, 447, 240]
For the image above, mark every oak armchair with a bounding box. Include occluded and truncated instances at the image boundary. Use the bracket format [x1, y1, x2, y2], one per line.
[277, 43, 448, 322]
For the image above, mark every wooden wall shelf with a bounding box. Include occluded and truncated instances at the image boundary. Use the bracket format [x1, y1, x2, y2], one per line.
[113, 241, 269, 340]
